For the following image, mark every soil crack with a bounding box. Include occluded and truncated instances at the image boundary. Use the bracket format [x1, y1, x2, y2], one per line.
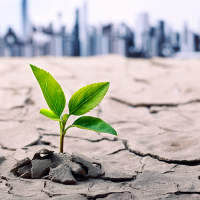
[111, 97, 200, 109]
[41, 189, 65, 198]
[107, 148, 127, 155]
[0, 176, 13, 195]
[81, 191, 131, 199]
[41, 133, 117, 143]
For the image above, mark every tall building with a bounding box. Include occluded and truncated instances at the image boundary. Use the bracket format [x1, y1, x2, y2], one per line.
[134, 13, 149, 53]
[118, 23, 127, 56]
[102, 24, 112, 54]
[149, 27, 158, 57]
[126, 29, 135, 57]
[72, 9, 80, 56]
[79, 2, 88, 56]
[22, 0, 33, 57]
[22, 0, 31, 40]
[157, 21, 165, 56]
[194, 34, 200, 51]
[54, 13, 64, 56]
[170, 31, 180, 52]
[95, 25, 103, 55]
[181, 22, 194, 52]
[88, 26, 97, 55]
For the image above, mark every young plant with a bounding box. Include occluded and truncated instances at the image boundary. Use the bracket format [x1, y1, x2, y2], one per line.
[30, 64, 117, 153]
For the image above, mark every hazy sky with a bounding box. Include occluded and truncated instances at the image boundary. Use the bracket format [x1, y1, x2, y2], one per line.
[0, 0, 200, 36]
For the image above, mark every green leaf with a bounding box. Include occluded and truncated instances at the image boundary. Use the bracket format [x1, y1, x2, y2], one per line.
[40, 109, 62, 121]
[30, 64, 66, 117]
[68, 82, 110, 116]
[70, 116, 117, 136]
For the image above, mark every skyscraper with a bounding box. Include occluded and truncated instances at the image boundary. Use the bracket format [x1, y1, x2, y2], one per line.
[72, 9, 80, 56]
[118, 23, 127, 56]
[22, 0, 32, 57]
[79, 2, 88, 56]
[134, 13, 149, 53]
[158, 21, 165, 56]
[149, 27, 158, 57]
[95, 25, 103, 55]
[181, 22, 194, 52]
[102, 24, 112, 54]
[22, 0, 29, 40]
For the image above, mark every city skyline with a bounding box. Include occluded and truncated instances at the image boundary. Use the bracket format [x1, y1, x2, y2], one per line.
[0, 0, 200, 37]
[0, 0, 199, 58]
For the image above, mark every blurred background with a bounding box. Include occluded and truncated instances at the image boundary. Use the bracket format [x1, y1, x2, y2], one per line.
[0, 0, 200, 58]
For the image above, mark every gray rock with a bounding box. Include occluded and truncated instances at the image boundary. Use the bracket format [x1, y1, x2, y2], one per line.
[49, 164, 76, 184]
[10, 157, 31, 175]
[72, 151, 101, 165]
[17, 164, 31, 175]
[32, 148, 54, 160]
[47, 153, 71, 168]
[71, 152, 104, 178]
[66, 159, 86, 177]
[20, 171, 31, 178]
[18, 164, 31, 178]
[44, 152, 86, 177]
[36, 148, 54, 154]
[31, 159, 51, 178]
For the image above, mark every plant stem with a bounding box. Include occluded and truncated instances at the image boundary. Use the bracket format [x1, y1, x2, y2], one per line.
[59, 115, 69, 153]
[60, 133, 64, 153]
[59, 121, 65, 153]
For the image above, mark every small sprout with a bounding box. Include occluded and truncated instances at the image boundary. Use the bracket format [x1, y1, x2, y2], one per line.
[30, 64, 117, 153]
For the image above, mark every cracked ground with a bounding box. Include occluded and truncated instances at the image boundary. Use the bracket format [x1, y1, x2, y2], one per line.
[1, 56, 200, 199]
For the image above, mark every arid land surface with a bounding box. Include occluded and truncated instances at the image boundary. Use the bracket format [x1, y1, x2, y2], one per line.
[1, 55, 200, 199]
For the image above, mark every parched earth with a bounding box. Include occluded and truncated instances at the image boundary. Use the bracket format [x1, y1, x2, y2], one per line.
[1, 55, 200, 199]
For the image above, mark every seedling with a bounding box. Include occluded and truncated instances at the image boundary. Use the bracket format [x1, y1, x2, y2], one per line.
[30, 64, 117, 153]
